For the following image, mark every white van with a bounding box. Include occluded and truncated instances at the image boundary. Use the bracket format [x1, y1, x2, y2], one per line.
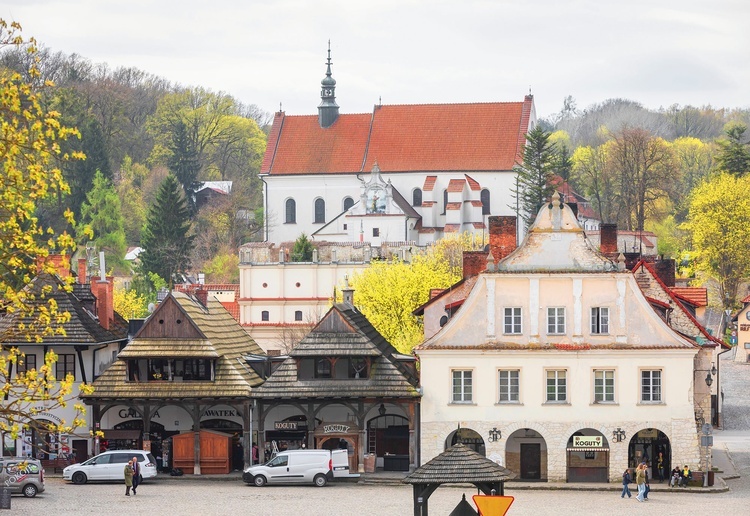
[243, 449, 357, 487]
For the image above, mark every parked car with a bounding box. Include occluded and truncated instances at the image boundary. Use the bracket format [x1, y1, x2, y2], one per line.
[243, 449, 356, 487]
[0, 457, 45, 497]
[62, 450, 157, 484]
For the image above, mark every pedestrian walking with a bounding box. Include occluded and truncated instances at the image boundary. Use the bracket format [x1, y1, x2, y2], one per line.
[124, 460, 134, 496]
[621, 468, 632, 498]
[132, 456, 140, 495]
[635, 463, 646, 502]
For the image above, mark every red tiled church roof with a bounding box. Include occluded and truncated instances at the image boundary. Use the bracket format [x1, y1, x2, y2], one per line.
[262, 99, 532, 175]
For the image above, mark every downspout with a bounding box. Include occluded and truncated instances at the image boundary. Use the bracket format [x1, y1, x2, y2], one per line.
[261, 175, 269, 242]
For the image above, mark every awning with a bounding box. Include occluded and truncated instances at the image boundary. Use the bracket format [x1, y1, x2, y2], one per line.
[566, 447, 609, 452]
[102, 429, 141, 440]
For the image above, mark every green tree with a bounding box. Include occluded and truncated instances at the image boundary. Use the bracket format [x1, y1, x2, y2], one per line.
[715, 122, 750, 176]
[78, 170, 127, 272]
[684, 173, 750, 309]
[0, 19, 94, 449]
[512, 126, 557, 229]
[347, 236, 481, 353]
[139, 174, 194, 285]
[291, 233, 314, 262]
[167, 120, 201, 212]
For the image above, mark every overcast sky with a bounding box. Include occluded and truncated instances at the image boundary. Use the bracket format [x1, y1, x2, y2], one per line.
[4, 0, 749, 120]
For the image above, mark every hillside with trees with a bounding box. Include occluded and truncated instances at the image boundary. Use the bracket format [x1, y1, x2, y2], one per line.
[2, 30, 749, 326]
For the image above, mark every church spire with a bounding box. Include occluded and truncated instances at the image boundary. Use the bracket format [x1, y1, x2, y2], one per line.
[318, 40, 340, 128]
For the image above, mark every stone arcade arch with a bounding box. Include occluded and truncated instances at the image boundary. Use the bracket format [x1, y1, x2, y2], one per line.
[505, 428, 547, 481]
[628, 428, 671, 481]
[566, 428, 610, 483]
[445, 427, 485, 456]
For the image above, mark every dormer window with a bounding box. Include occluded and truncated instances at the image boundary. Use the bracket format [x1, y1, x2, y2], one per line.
[128, 358, 215, 382]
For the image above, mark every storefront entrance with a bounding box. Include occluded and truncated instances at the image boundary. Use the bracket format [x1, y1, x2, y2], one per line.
[566, 429, 610, 483]
[314, 423, 359, 473]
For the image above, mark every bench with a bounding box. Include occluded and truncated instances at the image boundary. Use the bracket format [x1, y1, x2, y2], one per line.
[41, 458, 73, 473]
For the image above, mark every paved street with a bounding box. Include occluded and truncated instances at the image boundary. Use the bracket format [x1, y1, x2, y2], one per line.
[8, 475, 750, 516]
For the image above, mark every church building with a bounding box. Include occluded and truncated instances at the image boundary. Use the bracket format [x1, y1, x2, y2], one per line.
[260, 46, 536, 246]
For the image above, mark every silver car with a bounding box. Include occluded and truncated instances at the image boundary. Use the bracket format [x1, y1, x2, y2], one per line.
[0, 457, 45, 497]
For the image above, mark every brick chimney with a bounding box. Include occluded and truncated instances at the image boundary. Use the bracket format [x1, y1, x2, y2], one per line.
[600, 223, 618, 255]
[78, 258, 87, 284]
[488, 216, 517, 267]
[654, 258, 676, 287]
[462, 251, 489, 278]
[37, 254, 70, 278]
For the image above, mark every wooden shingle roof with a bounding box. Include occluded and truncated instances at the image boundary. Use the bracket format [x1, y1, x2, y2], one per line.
[252, 303, 420, 399]
[403, 443, 514, 484]
[0, 273, 127, 345]
[83, 292, 265, 401]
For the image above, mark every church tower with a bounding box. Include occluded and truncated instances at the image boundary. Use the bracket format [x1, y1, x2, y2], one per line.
[318, 41, 340, 128]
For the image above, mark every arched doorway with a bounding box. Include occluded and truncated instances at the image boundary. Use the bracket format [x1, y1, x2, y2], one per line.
[201, 419, 243, 471]
[505, 428, 547, 481]
[367, 414, 409, 457]
[566, 429, 609, 483]
[445, 427, 485, 456]
[628, 428, 670, 482]
[29, 419, 55, 460]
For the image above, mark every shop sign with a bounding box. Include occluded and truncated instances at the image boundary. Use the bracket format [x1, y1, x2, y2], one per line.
[573, 436, 602, 448]
[118, 408, 162, 419]
[274, 422, 298, 430]
[323, 424, 350, 434]
[203, 409, 238, 418]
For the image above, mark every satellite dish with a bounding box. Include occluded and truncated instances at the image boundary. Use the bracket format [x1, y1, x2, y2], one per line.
[147, 303, 155, 313]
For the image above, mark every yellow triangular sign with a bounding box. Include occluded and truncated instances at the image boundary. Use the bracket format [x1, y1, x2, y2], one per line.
[473, 494, 514, 516]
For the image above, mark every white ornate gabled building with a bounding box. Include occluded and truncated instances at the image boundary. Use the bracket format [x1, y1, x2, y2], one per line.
[415, 193, 714, 483]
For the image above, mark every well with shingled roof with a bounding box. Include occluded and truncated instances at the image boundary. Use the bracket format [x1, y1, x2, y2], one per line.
[403, 443, 513, 516]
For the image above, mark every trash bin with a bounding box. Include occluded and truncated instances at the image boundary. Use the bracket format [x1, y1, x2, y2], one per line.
[0, 487, 11, 510]
[363, 453, 376, 473]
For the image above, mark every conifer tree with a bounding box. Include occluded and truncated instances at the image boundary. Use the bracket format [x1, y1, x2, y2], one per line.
[512, 126, 558, 229]
[78, 170, 127, 271]
[139, 174, 194, 285]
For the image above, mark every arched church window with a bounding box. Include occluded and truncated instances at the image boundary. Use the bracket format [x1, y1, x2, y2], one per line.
[412, 188, 422, 207]
[314, 198, 325, 223]
[481, 189, 491, 215]
[285, 198, 296, 224]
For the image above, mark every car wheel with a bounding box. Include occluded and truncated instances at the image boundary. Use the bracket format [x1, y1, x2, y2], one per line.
[314, 474, 327, 487]
[253, 475, 267, 487]
[23, 484, 38, 498]
[72, 471, 87, 484]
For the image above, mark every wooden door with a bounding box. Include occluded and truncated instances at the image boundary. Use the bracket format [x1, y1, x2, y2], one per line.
[520, 443, 541, 480]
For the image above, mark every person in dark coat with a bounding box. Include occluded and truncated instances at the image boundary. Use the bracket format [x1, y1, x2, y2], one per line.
[124, 460, 134, 496]
[131, 456, 140, 495]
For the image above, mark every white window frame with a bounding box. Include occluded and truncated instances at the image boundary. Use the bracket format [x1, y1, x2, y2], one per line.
[451, 369, 473, 403]
[591, 307, 610, 334]
[503, 307, 522, 335]
[641, 369, 663, 403]
[545, 369, 567, 403]
[594, 369, 615, 403]
[547, 307, 566, 335]
[498, 369, 520, 403]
